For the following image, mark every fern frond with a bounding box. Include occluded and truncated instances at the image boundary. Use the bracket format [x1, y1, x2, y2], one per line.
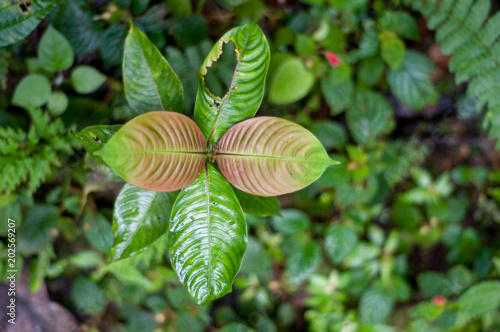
[0, 109, 73, 194]
[405, 0, 500, 148]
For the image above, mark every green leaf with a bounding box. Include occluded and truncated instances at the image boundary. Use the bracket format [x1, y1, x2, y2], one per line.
[267, 57, 314, 105]
[286, 241, 321, 285]
[457, 281, 500, 316]
[83, 213, 113, 253]
[73, 125, 122, 166]
[71, 65, 106, 94]
[358, 56, 385, 87]
[12, 74, 52, 109]
[321, 75, 354, 116]
[234, 188, 281, 217]
[18, 204, 58, 255]
[359, 288, 394, 325]
[0, 0, 59, 47]
[271, 209, 310, 234]
[47, 91, 68, 116]
[417, 271, 451, 298]
[379, 11, 420, 41]
[194, 21, 270, 144]
[123, 24, 183, 114]
[324, 223, 358, 264]
[72, 276, 106, 315]
[346, 89, 395, 145]
[111, 184, 177, 260]
[310, 120, 347, 150]
[295, 34, 316, 56]
[387, 50, 438, 110]
[217, 116, 338, 196]
[99, 112, 206, 192]
[169, 164, 247, 305]
[38, 25, 74, 72]
[380, 33, 406, 70]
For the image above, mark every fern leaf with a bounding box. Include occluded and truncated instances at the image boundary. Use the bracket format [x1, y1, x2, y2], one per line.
[466, 0, 491, 31]
[427, 0, 455, 29]
[478, 12, 500, 46]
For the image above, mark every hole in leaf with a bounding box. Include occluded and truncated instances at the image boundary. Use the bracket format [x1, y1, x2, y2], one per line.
[204, 41, 237, 99]
[17, 0, 32, 14]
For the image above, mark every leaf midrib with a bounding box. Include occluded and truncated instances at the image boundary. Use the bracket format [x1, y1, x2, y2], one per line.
[217, 152, 335, 165]
[104, 150, 206, 155]
[204, 165, 212, 290]
[0, 1, 54, 31]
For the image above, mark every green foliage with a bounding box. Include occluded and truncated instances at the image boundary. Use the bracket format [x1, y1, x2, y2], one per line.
[0, 109, 73, 194]
[71, 65, 107, 94]
[268, 56, 315, 105]
[38, 25, 73, 72]
[12, 74, 52, 109]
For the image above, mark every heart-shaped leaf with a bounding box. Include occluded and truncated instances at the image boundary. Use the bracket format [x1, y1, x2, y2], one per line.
[74, 125, 122, 166]
[169, 164, 247, 305]
[111, 184, 177, 260]
[0, 0, 59, 47]
[123, 24, 184, 114]
[194, 20, 270, 144]
[98, 111, 206, 192]
[38, 25, 74, 73]
[217, 117, 338, 196]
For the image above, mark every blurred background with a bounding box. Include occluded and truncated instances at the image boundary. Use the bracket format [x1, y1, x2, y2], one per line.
[1, 0, 500, 331]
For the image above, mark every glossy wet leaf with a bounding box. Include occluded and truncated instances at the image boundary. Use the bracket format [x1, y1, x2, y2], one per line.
[217, 117, 338, 196]
[38, 25, 74, 72]
[98, 111, 206, 192]
[0, 0, 59, 47]
[169, 164, 247, 305]
[111, 184, 177, 260]
[73, 125, 122, 166]
[194, 20, 270, 144]
[234, 188, 281, 217]
[123, 24, 183, 114]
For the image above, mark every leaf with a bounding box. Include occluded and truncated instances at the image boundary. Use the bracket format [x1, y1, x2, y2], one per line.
[380, 33, 406, 70]
[286, 241, 321, 285]
[310, 120, 347, 150]
[267, 57, 314, 105]
[234, 188, 281, 217]
[194, 20, 270, 144]
[99, 111, 206, 192]
[47, 91, 68, 116]
[38, 25, 74, 72]
[417, 271, 451, 298]
[72, 276, 107, 315]
[324, 223, 358, 264]
[12, 74, 52, 109]
[456, 281, 500, 316]
[358, 56, 385, 87]
[387, 50, 438, 110]
[379, 11, 420, 41]
[169, 164, 247, 305]
[18, 204, 58, 255]
[359, 288, 394, 325]
[71, 65, 107, 94]
[123, 24, 183, 114]
[73, 125, 122, 166]
[346, 89, 395, 145]
[271, 209, 310, 234]
[217, 116, 338, 196]
[83, 213, 113, 253]
[321, 75, 354, 116]
[111, 184, 177, 260]
[0, 0, 59, 47]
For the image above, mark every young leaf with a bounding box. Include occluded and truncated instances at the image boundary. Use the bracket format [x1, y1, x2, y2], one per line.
[111, 184, 177, 260]
[217, 117, 338, 196]
[123, 24, 183, 114]
[98, 112, 206, 192]
[268, 57, 315, 105]
[387, 50, 438, 110]
[194, 20, 270, 144]
[71, 65, 107, 94]
[38, 25, 74, 73]
[73, 125, 122, 166]
[380, 33, 406, 70]
[47, 91, 69, 116]
[0, 0, 59, 47]
[169, 164, 247, 305]
[234, 188, 281, 217]
[12, 74, 52, 109]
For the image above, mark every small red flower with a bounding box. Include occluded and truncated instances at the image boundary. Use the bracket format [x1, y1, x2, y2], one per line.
[324, 51, 341, 67]
[432, 296, 446, 306]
